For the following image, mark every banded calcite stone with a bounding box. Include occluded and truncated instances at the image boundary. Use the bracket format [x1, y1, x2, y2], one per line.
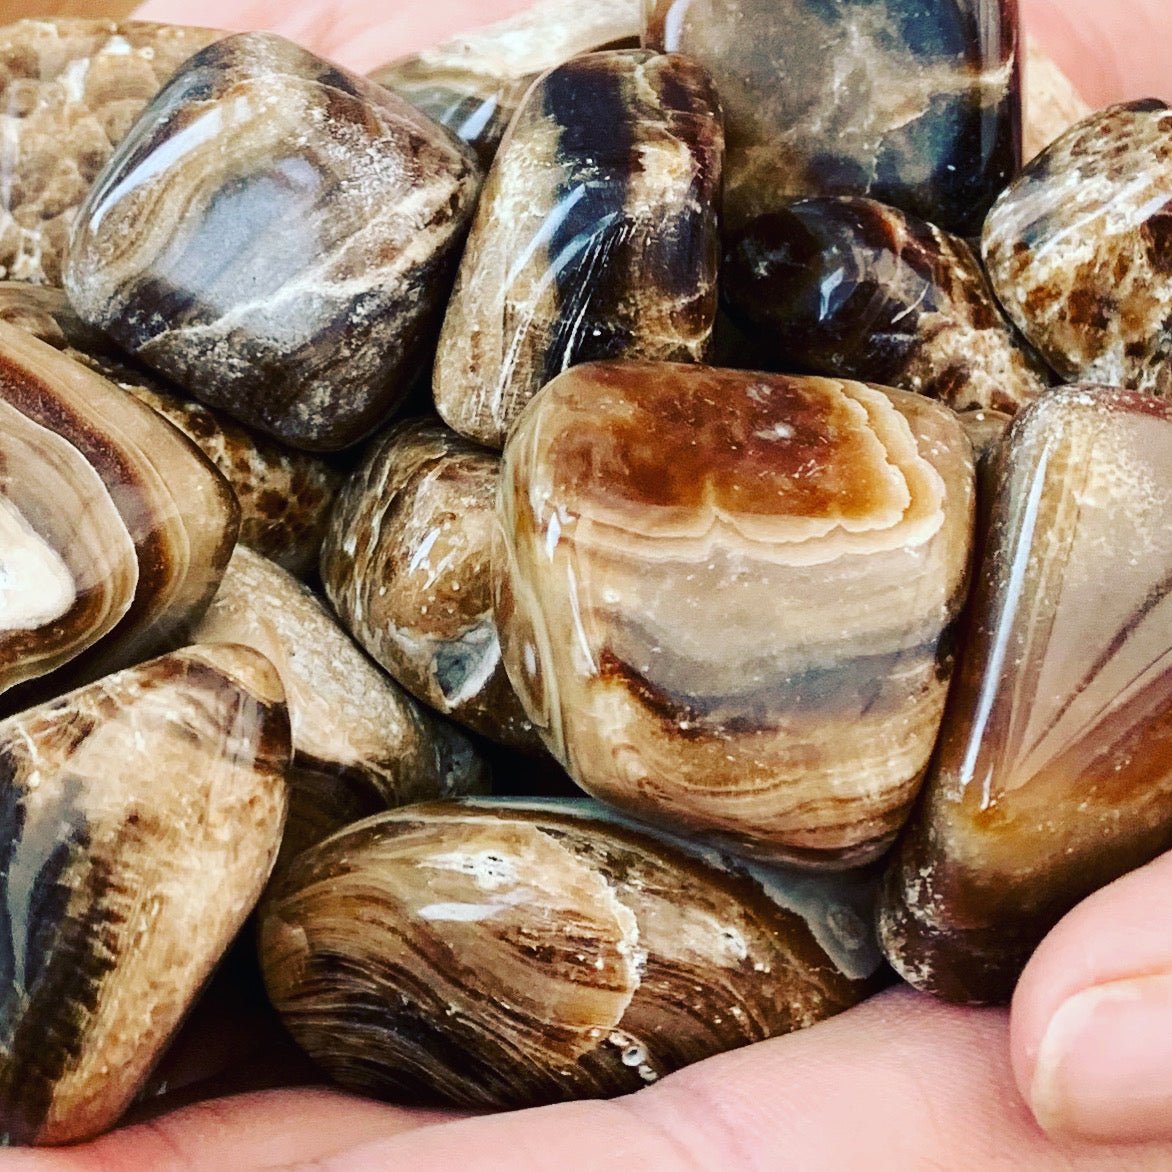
[192, 546, 488, 869]
[0, 19, 222, 287]
[0, 282, 339, 577]
[433, 49, 723, 449]
[65, 32, 481, 452]
[0, 644, 290, 1145]
[983, 101, 1172, 399]
[0, 322, 238, 707]
[260, 798, 882, 1108]
[496, 362, 975, 866]
[723, 197, 1048, 414]
[642, 0, 1020, 234]
[322, 418, 541, 752]
[880, 387, 1172, 1005]
[373, 0, 640, 168]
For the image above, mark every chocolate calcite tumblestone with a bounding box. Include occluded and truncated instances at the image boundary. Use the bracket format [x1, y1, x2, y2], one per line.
[434, 49, 723, 449]
[0, 19, 222, 287]
[0, 644, 290, 1145]
[65, 32, 481, 452]
[643, 0, 1020, 234]
[723, 197, 1048, 414]
[496, 362, 975, 866]
[373, 0, 640, 169]
[261, 798, 882, 1108]
[322, 418, 542, 752]
[880, 387, 1172, 1005]
[983, 101, 1172, 399]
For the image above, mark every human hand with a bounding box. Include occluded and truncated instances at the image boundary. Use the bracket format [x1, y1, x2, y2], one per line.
[5, 2, 1171, 1168]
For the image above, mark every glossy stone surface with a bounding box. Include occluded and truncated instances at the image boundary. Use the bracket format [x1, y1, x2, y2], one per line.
[0, 19, 222, 286]
[322, 418, 541, 752]
[496, 362, 975, 866]
[0, 323, 237, 709]
[260, 798, 881, 1107]
[643, 0, 1020, 234]
[65, 32, 481, 452]
[193, 546, 488, 870]
[880, 386, 1172, 1005]
[0, 644, 289, 1145]
[983, 101, 1172, 399]
[434, 49, 722, 449]
[0, 282, 339, 577]
[373, 0, 639, 169]
[724, 197, 1048, 414]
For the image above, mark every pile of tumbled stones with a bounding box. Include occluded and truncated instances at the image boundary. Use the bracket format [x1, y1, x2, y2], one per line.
[0, 0, 1169, 1145]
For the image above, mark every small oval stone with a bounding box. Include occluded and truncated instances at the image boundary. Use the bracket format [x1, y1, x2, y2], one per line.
[495, 361, 975, 866]
[0, 643, 290, 1145]
[983, 100, 1172, 398]
[322, 418, 541, 752]
[260, 798, 882, 1108]
[433, 48, 724, 449]
[64, 32, 481, 452]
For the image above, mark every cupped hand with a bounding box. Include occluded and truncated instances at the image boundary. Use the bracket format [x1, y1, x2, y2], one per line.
[5, 1, 1171, 1167]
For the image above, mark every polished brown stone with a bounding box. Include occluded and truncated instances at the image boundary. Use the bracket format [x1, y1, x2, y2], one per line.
[65, 32, 481, 452]
[0, 644, 289, 1145]
[433, 49, 723, 449]
[983, 101, 1172, 399]
[880, 386, 1172, 1004]
[724, 197, 1048, 414]
[260, 798, 882, 1107]
[495, 361, 975, 866]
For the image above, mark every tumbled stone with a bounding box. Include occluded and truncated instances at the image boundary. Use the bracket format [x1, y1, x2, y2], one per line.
[65, 32, 481, 452]
[0, 19, 222, 287]
[879, 386, 1172, 1005]
[373, 0, 639, 169]
[0, 282, 339, 577]
[193, 546, 489, 869]
[723, 197, 1048, 414]
[0, 644, 289, 1145]
[322, 418, 542, 752]
[1023, 38, 1091, 161]
[983, 101, 1172, 399]
[260, 798, 882, 1107]
[643, 0, 1020, 234]
[0, 322, 237, 709]
[434, 49, 723, 449]
[496, 361, 975, 866]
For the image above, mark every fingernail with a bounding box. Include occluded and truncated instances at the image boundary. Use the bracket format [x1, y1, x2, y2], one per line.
[1029, 974, 1172, 1144]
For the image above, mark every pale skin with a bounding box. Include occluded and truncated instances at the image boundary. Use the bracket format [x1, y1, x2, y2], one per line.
[5, 0, 1172, 1166]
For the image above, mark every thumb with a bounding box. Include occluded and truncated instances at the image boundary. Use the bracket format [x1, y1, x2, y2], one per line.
[1011, 850, 1172, 1145]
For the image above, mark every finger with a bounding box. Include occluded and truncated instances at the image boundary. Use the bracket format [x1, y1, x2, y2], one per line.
[1012, 849, 1172, 1145]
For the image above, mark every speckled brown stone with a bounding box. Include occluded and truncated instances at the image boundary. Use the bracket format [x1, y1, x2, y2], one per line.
[322, 417, 541, 752]
[0, 19, 222, 287]
[433, 49, 723, 449]
[65, 32, 481, 452]
[983, 100, 1172, 399]
[723, 197, 1048, 414]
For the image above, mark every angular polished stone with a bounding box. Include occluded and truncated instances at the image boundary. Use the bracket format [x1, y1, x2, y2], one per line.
[723, 197, 1048, 414]
[65, 32, 481, 452]
[879, 386, 1172, 1005]
[0, 322, 238, 709]
[372, 0, 640, 169]
[495, 362, 975, 866]
[983, 101, 1172, 399]
[434, 49, 723, 449]
[0, 644, 290, 1145]
[192, 546, 489, 870]
[260, 798, 882, 1107]
[0, 282, 340, 578]
[0, 19, 222, 286]
[643, 0, 1020, 234]
[322, 418, 542, 752]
